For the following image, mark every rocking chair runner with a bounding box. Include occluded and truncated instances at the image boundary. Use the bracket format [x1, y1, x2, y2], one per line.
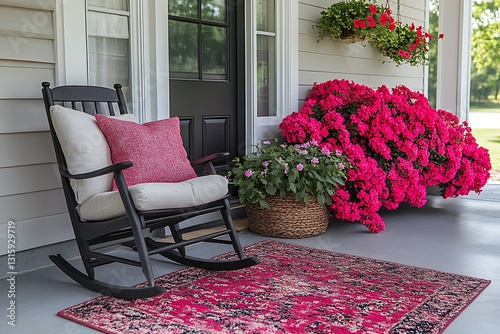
[41, 82, 259, 299]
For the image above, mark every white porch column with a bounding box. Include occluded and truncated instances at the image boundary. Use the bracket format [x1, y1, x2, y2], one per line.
[436, 0, 472, 121]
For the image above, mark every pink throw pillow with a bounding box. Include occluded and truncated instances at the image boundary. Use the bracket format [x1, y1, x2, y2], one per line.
[95, 115, 197, 189]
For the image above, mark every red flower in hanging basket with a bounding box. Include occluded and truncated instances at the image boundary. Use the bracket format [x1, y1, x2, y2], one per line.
[366, 16, 376, 28]
[354, 19, 366, 29]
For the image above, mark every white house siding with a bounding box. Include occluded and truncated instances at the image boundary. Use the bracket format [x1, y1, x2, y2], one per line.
[297, 0, 426, 104]
[0, 0, 74, 256]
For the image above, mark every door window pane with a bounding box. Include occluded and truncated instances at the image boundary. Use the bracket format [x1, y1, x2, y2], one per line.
[169, 21, 199, 74]
[169, 0, 228, 80]
[202, 25, 227, 75]
[257, 35, 276, 117]
[202, 0, 226, 23]
[169, 0, 198, 19]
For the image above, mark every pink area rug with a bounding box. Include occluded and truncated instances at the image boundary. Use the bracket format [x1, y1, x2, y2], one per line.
[58, 240, 490, 333]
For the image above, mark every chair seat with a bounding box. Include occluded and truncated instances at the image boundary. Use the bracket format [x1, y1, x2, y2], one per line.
[78, 175, 229, 221]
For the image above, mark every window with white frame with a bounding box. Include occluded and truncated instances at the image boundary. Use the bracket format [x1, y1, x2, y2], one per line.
[86, 0, 131, 100]
[256, 0, 277, 117]
[247, 0, 297, 147]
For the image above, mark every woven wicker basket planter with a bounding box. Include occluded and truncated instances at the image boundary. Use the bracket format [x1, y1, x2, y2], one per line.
[245, 194, 329, 239]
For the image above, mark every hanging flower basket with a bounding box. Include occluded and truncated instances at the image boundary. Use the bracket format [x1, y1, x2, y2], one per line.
[314, 0, 444, 66]
[339, 28, 366, 43]
[246, 194, 329, 239]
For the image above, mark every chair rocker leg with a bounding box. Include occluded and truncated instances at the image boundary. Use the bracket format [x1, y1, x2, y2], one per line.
[49, 254, 165, 299]
[144, 238, 259, 271]
[220, 200, 246, 260]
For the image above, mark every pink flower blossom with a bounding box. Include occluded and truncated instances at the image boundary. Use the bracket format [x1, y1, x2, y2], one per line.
[321, 147, 331, 156]
[297, 163, 304, 171]
[279, 79, 491, 233]
[245, 170, 254, 177]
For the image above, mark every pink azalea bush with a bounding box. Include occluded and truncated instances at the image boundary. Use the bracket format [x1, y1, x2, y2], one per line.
[279, 79, 491, 233]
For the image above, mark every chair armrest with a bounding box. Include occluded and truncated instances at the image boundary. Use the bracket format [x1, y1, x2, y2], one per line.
[190, 152, 229, 167]
[60, 161, 133, 180]
[191, 152, 229, 175]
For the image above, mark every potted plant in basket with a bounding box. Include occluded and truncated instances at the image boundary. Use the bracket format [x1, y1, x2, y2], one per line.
[229, 139, 350, 238]
[315, 0, 444, 66]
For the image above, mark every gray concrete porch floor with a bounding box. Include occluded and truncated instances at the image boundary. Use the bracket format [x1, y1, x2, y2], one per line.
[1, 184, 499, 333]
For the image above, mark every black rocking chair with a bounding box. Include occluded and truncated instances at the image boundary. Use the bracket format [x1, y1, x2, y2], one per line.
[41, 82, 259, 299]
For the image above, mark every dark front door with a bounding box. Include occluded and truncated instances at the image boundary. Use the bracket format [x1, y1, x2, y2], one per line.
[168, 0, 244, 174]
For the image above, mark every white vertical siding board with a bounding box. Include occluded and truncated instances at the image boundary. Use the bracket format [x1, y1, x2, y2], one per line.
[0, 132, 55, 167]
[0, 164, 60, 196]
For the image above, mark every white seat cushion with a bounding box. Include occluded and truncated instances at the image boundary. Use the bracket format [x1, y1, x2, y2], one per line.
[50, 105, 137, 204]
[77, 175, 229, 221]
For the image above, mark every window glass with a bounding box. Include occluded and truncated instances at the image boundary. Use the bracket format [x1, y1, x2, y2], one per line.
[256, 0, 276, 117]
[87, 4, 130, 102]
[169, 0, 228, 80]
[169, 0, 198, 19]
[427, 0, 439, 108]
[202, 0, 226, 23]
[257, 0, 275, 32]
[169, 21, 199, 74]
[87, 0, 128, 11]
[202, 25, 227, 75]
[257, 34, 276, 117]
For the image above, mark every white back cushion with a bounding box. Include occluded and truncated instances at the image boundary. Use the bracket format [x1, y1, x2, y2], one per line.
[50, 105, 137, 204]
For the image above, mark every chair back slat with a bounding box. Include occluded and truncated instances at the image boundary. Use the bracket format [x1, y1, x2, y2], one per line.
[94, 101, 102, 115]
[108, 102, 116, 116]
